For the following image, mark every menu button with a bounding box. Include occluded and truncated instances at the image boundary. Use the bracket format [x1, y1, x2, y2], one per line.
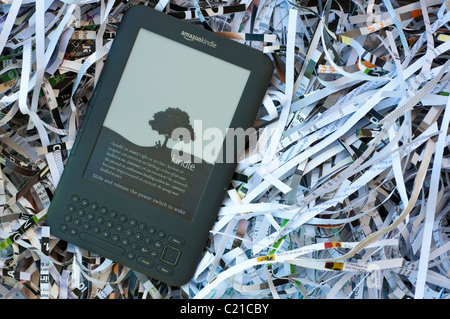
[168, 235, 185, 247]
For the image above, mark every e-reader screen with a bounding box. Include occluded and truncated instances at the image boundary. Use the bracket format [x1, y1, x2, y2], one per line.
[83, 28, 251, 221]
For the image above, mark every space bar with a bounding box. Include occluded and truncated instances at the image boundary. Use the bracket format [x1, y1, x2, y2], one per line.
[79, 232, 126, 256]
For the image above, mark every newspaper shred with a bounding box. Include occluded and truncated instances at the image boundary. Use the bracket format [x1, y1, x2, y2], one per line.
[0, 0, 449, 299]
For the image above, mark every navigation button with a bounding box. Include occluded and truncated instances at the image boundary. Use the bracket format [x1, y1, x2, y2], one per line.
[160, 245, 180, 266]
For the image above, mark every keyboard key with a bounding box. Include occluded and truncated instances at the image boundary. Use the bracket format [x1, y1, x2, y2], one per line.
[156, 264, 174, 276]
[96, 216, 105, 225]
[134, 232, 143, 241]
[154, 241, 162, 249]
[137, 256, 154, 268]
[125, 228, 134, 237]
[71, 195, 80, 203]
[80, 232, 125, 256]
[77, 208, 86, 217]
[168, 235, 185, 247]
[81, 199, 89, 207]
[157, 231, 166, 239]
[129, 219, 137, 227]
[90, 202, 99, 211]
[148, 226, 157, 235]
[144, 237, 153, 245]
[106, 220, 114, 229]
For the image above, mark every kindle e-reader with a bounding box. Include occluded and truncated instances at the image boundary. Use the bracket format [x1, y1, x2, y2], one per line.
[46, 5, 273, 285]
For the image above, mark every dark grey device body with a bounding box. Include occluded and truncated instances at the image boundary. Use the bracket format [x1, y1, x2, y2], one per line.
[46, 5, 273, 285]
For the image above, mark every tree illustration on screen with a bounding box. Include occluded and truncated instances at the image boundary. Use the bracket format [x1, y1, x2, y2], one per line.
[148, 107, 195, 148]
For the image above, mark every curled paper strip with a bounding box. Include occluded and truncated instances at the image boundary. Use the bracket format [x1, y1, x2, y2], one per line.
[0, 0, 449, 300]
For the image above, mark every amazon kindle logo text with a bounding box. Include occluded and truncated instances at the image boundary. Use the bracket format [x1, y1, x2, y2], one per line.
[181, 31, 217, 48]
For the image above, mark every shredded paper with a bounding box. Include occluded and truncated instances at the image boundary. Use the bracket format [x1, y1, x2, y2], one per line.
[0, 0, 449, 299]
